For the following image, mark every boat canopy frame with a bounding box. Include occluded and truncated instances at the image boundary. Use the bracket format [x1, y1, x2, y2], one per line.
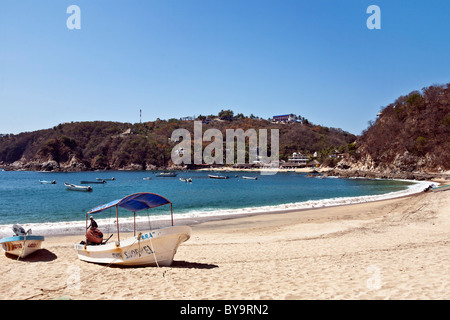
[85, 192, 174, 244]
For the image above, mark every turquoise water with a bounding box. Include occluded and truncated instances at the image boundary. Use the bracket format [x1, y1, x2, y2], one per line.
[0, 170, 418, 231]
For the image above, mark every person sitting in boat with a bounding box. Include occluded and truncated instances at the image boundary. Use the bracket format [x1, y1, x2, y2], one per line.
[88, 216, 98, 229]
[86, 216, 103, 245]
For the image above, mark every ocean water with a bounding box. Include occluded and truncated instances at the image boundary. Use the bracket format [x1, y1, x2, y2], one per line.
[0, 170, 428, 237]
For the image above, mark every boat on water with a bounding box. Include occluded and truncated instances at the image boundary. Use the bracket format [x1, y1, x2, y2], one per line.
[208, 174, 229, 179]
[156, 172, 177, 177]
[0, 225, 45, 258]
[96, 177, 115, 181]
[242, 176, 258, 180]
[143, 177, 151, 180]
[74, 192, 191, 267]
[39, 180, 56, 184]
[432, 184, 450, 192]
[64, 182, 93, 192]
[180, 178, 192, 182]
[80, 180, 106, 184]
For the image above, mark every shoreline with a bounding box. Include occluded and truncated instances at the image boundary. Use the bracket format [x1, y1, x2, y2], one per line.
[2, 165, 449, 179]
[1, 183, 448, 299]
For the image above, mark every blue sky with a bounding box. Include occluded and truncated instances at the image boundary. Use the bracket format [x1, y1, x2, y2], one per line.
[1, 0, 449, 135]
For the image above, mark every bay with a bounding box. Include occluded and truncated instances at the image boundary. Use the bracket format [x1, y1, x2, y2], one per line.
[0, 170, 424, 237]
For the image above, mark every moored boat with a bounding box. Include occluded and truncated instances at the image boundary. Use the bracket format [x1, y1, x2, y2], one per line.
[96, 177, 115, 181]
[156, 172, 177, 177]
[0, 225, 45, 258]
[242, 176, 258, 180]
[74, 192, 191, 267]
[180, 178, 192, 182]
[208, 174, 228, 179]
[39, 180, 56, 184]
[65, 182, 93, 192]
[80, 180, 106, 184]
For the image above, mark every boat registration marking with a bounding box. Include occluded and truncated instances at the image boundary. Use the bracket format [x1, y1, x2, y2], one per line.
[123, 245, 154, 260]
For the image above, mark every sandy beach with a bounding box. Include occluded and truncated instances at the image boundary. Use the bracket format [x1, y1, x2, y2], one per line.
[0, 183, 449, 300]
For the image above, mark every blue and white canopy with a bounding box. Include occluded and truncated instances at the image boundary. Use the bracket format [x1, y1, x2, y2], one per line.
[88, 192, 171, 215]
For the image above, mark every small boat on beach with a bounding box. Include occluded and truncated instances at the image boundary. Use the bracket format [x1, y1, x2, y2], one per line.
[65, 182, 93, 192]
[80, 180, 106, 184]
[74, 192, 191, 267]
[242, 176, 258, 180]
[208, 174, 229, 179]
[180, 178, 192, 182]
[156, 172, 177, 177]
[0, 225, 45, 258]
[39, 180, 56, 184]
[432, 184, 450, 192]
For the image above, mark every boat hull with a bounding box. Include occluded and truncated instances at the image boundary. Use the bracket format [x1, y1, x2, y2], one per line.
[208, 175, 228, 179]
[74, 226, 191, 267]
[65, 183, 92, 192]
[0, 235, 45, 258]
[156, 173, 177, 177]
[432, 184, 450, 192]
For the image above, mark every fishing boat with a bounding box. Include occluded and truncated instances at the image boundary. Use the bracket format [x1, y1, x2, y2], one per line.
[74, 192, 191, 267]
[242, 176, 258, 180]
[208, 174, 229, 179]
[179, 178, 192, 182]
[39, 180, 56, 184]
[80, 180, 106, 184]
[0, 225, 45, 258]
[156, 172, 177, 177]
[64, 182, 93, 192]
[96, 177, 115, 181]
[432, 184, 450, 192]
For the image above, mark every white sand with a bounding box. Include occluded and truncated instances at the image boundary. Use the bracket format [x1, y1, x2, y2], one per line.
[0, 187, 449, 300]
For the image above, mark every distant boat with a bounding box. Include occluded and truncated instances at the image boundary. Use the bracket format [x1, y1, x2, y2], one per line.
[96, 177, 115, 181]
[143, 177, 151, 180]
[80, 180, 106, 184]
[65, 182, 93, 192]
[39, 180, 56, 184]
[0, 225, 45, 258]
[208, 174, 229, 179]
[180, 178, 192, 182]
[156, 172, 177, 177]
[242, 176, 258, 180]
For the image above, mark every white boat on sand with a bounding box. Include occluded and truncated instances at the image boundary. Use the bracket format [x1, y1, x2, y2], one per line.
[0, 225, 45, 258]
[74, 192, 191, 267]
[432, 184, 450, 192]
